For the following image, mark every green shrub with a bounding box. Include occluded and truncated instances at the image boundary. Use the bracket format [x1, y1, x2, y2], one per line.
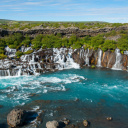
[91, 65, 95, 69]
[16, 51, 23, 58]
[101, 40, 117, 51]
[24, 50, 34, 54]
[0, 49, 5, 54]
[0, 54, 7, 59]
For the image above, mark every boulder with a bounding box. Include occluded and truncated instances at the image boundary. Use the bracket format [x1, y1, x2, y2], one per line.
[62, 118, 70, 125]
[106, 117, 112, 121]
[46, 120, 59, 128]
[83, 120, 88, 127]
[7, 109, 26, 127]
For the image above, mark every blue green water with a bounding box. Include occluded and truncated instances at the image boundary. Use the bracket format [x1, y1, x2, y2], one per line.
[0, 68, 128, 127]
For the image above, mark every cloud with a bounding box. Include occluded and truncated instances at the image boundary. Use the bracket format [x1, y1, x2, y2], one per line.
[23, 2, 43, 5]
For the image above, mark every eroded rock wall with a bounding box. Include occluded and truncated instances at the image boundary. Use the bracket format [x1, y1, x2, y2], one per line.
[1, 26, 128, 38]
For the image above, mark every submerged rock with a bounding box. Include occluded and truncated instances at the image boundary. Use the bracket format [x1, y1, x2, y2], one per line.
[0, 105, 3, 108]
[106, 117, 112, 121]
[7, 109, 26, 127]
[61, 118, 70, 125]
[46, 120, 59, 128]
[83, 120, 88, 127]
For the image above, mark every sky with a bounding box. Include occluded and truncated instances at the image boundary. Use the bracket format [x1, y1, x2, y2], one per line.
[0, 0, 128, 23]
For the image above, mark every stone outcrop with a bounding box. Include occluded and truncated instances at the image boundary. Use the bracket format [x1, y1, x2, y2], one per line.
[0, 26, 128, 38]
[83, 120, 88, 127]
[7, 109, 26, 127]
[46, 120, 59, 128]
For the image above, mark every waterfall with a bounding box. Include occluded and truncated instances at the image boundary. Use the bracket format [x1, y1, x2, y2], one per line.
[79, 47, 85, 59]
[97, 49, 102, 67]
[85, 49, 90, 66]
[53, 48, 80, 70]
[112, 49, 122, 70]
[0, 70, 9, 76]
[17, 68, 21, 76]
[7, 69, 11, 76]
[0, 69, 21, 77]
[20, 55, 29, 62]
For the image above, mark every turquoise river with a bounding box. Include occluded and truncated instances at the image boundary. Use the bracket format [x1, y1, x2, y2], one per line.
[0, 68, 128, 128]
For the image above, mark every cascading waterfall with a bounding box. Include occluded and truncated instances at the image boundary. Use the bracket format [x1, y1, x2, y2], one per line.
[7, 69, 10, 76]
[1, 46, 127, 77]
[53, 48, 80, 70]
[97, 49, 102, 67]
[0, 53, 42, 76]
[79, 47, 85, 59]
[17, 68, 21, 76]
[112, 48, 122, 70]
[85, 48, 90, 66]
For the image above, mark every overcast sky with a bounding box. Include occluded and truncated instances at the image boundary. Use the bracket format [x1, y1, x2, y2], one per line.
[0, 0, 128, 23]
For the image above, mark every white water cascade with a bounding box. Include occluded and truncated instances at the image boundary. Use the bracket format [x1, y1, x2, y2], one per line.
[97, 49, 102, 67]
[21, 54, 42, 76]
[112, 49, 122, 70]
[85, 48, 90, 66]
[53, 48, 80, 70]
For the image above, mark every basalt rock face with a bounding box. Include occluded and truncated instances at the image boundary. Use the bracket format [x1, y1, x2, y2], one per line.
[72, 48, 128, 70]
[101, 51, 116, 68]
[122, 55, 128, 70]
[1, 26, 128, 37]
[0, 47, 128, 77]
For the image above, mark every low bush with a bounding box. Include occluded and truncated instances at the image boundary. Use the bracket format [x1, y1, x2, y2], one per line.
[16, 51, 23, 58]
[0, 54, 7, 59]
[24, 50, 34, 54]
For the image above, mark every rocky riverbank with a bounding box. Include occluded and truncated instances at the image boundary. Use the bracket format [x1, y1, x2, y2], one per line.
[5, 99, 128, 128]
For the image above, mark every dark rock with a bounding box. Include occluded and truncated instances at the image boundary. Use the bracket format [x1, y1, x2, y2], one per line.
[7, 94, 14, 98]
[61, 118, 70, 125]
[122, 54, 128, 70]
[1, 26, 128, 38]
[65, 124, 75, 128]
[72, 49, 85, 66]
[0, 105, 3, 108]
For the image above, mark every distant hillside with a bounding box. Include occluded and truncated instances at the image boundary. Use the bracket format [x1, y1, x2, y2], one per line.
[0, 19, 13, 24]
[0, 19, 127, 31]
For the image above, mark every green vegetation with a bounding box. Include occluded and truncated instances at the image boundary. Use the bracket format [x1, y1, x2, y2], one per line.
[0, 54, 7, 59]
[0, 20, 128, 58]
[24, 50, 34, 54]
[91, 65, 96, 69]
[16, 50, 34, 58]
[1, 30, 128, 55]
[16, 51, 23, 58]
[0, 19, 127, 30]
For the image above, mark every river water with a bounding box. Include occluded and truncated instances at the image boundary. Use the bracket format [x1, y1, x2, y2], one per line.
[0, 68, 128, 128]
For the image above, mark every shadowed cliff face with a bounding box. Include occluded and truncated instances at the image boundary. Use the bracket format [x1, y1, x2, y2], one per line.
[0, 26, 128, 37]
